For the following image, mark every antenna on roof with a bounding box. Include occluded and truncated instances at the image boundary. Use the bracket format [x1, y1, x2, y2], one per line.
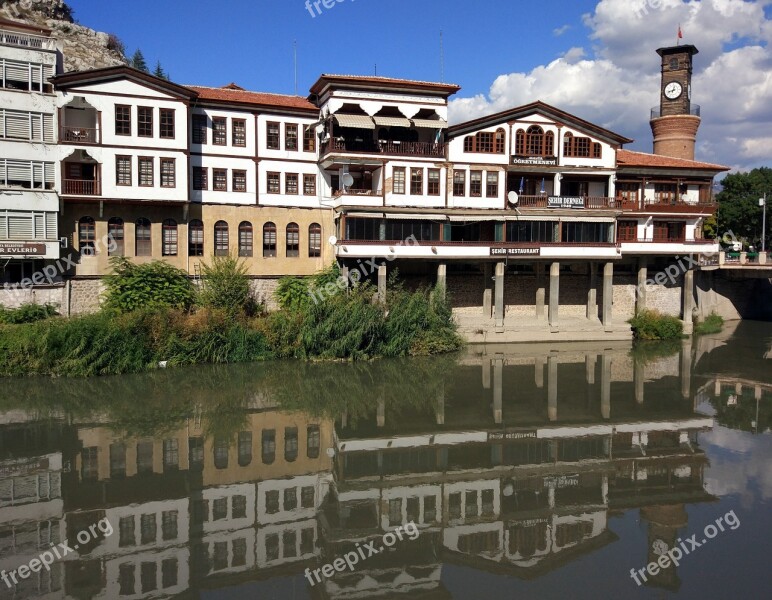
[440, 30, 445, 82]
[374, 64, 377, 76]
[293, 40, 298, 96]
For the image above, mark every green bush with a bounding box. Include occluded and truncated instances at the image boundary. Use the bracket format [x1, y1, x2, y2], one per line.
[695, 312, 724, 335]
[275, 276, 311, 312]
[198, 254, 258, 316]
[629, 309, 684, 340]
[0, 303, 58, 324]
[103, 257, 195, 312]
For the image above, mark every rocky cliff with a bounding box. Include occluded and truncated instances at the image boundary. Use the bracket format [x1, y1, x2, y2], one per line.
[0, 0, 127, 72]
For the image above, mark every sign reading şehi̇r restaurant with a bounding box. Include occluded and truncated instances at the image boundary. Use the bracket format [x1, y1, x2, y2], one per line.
[490, 247, 541, 257]
[0, 242, 46, 255]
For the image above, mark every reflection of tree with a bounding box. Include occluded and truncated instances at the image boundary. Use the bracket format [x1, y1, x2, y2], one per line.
[709, 393, 771, 433]
[629, 339, 682, 365]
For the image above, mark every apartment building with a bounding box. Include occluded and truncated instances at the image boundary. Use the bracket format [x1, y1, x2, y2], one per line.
[0, 18, 61, 288]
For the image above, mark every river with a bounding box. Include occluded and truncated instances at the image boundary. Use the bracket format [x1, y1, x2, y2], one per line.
[0, 321, 770, 599]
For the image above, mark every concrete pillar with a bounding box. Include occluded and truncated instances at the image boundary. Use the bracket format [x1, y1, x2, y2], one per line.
[493, 357, 503, 424]
[436, 384, 445, 426]
[534, 356, 545, 388]
[494, 262, 505, 329]
[740, 252, 747, 265]
[755, 385, 762, 401]
[377, 263, 387, 304]
[682, 267, 695, 335]
[714, 379, 722, 396]
[548, 262, 560, 329]
[636, 258, 647, 313]
[377, 396, 385, 428]
[760, 252, 768, 265]
[436, 263, 447, 300]
[718, 251, 726, 266]
[681, 339, 693, 401]
[634, 360, 645, 404]
[535, 262, 546, 320]
[602, 262, 614, 330]
[585, 354, 596, 384]
[482, 357, 491, 389]
[483, 263, 493, 317]
[601, 353, 612, 419]
[553, 173, 562, 196]
[340, 266, 349, 293]
[548, 355, 558, 421]
[587, 262, 597, 320]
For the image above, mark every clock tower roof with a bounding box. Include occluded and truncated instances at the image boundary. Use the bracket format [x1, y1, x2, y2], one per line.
[657, 44, 699, 57]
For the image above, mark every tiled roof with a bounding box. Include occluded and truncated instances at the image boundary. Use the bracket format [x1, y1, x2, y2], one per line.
[187, 85, 317, 111]
[310, 74, 460, 95]
[617, 149, 729, 171]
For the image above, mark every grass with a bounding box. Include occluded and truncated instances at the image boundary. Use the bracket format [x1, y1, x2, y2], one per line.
[629, 309, 684, 340]
[695, 312, 724, 335]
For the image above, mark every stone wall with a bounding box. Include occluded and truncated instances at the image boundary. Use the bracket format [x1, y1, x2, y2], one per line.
[250, 278, 281, 312]
[696, 270, 772, 321]
[68, 278, 104, 315]
[0, 285, 66, 310]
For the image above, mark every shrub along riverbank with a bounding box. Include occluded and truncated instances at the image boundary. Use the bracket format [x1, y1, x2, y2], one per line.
[0, 257, 462, 377]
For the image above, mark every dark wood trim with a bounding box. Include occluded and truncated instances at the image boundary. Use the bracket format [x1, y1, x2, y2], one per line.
[56, 88, 192, 106]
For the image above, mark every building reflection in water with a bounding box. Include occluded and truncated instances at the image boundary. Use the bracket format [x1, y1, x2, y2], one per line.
[0, 340, 730, 599]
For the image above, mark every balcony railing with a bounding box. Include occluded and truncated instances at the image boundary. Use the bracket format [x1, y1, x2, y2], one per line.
[0, 29, 57, 50]
[333, 188, 378, 198]
[617, 198, 717, 213]
[516, 195, 617, 209]
[325, 138, 446, 158]
[60, 127, 99, 144]
[651, 104, 701, 118]
[63, 179, 100, 196]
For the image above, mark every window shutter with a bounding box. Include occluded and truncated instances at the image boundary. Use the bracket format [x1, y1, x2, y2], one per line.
[34, 213, 44, 238]
[29, 63, 41, 84]
[8, 214, 33, 239]
[0, 110, 4, 138]
[7, 160, 30, 183]
[5, 111, 30, 139]
[32, 163, 43, 188]
[0, 214, 7, 238]
[42, 114, 54, 141]
[44, 162, 54, 187]
[5, 61, 29, 83]
[46, 212, 57, 239]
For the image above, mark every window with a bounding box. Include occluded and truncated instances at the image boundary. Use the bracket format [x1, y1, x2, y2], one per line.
[135, 218, 151, 256]
[107, 217, 125, 256]
[527, 125, 545, 155]
[161, 558, 177, 588]
[516, 126, 554, 156]
[453, 171, 466, 196]
[233, 169, 246, 192]
[286, 223, 299, 257]
[262, 429, 276, 464]
[160, 158, 175, 188]
[238, 431, 252, 466]
[189, 437, 204, 470]
[115, 105, 131, 136]
[285, 173, 299, 195]
[189, 219, 204, 257]
[232, 119, 246, 147]
[265, 490, 280, 514]
[407, 497, 420, 522]
[653, 220, 685, 242]
[119, 564, 135, 595]
[140, 514, 156, 545]
[193, 167, 207, 190]
[495, 128, 506, 153]
[477, 132, 494, 153]
[303, 173, 316, 195]
[428, 169, 440, 196]
[389, 499, 402, 527]
[141, 562, 157, 593]
[285, 123, 298, 151]
[410, 168, 423, 195]
[267, 172, 280, 194]
[162, 219, 177, 256]
[232, 495, 247, 519]
[561, 221, 613, 243]
[465, 490, 479, 517]
[464, 129, 505, 153]
[162, 511, 178, 541]
[138, 157, 153, 187]
[283, 531, 297, 558]
[160, 108, 175, 139]
[284, 487, 298, 511]
[470, 171, 482, 197]
[116, 156, 132, 186]
[617, 220, 638, 242]
[81, 447, 98, 480]
[507, 220, 559, 242]
[138, 107, 153, 137]
[213, 168, 227, 191]
[301, 486, 315, 508]
[263, 222, 277, 257]
[163, 438, 179, 470]
[654, 183, 678, 203]
[213, 437, 229, 469]
[238, 222, 253, 257]
[110, 443, 126, 478]
[285, 427, 299, 462]
[265, 533, 279, 561]
[119, 516, 135, 547]
[212, 117, 227, 145]
[393, 167, 406, 194]
[192, 114, 207, 144]
[212, 498, 227, 520]
[79, 216, 95, 254]
[303, 124, 315, 152]
[308, 223, 321, 257]
[424, 496, 437, 523]
[137, 441, 154, 473]
[616, 182, 639, 206]
[266, 121, 280, 149]
[301, 528, 314, 555]
[486, 172, 499, 197]
[307, 425, 320, 458]
[214, 220, 229, 256]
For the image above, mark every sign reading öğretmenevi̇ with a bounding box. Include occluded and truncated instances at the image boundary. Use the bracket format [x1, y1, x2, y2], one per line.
[511, 155, 558, 166]
[490, 247, 541, 257]
[547, 196, 585, 208]
[0, 242, 46, 255]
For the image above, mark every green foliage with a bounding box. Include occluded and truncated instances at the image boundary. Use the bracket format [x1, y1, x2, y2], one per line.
[197, 254, 258, 317]
[276, 276, 311, 311]
[153, 61, 168, 80]
[695, 312, 724, 335]
[717, 167, 772, 248]
[130, 49, 148, 72]
[0, 303, 58, 324]
[106, 33, 126, 57]
[702, 215, 719, 240]
[103, 257, 196, 313]
[629, 339, 682, 364]
[629, 309, 684, 340]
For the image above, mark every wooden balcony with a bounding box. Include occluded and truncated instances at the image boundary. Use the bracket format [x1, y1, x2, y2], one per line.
[60, 126, 100, 144]
[324, 138, 446, 158]
[0, 29, 57, 50]
[333, 188, 378, 198]
[617, 198, 717, 214]
[63, 179, 100, 196]
[517, 195, 617, 209]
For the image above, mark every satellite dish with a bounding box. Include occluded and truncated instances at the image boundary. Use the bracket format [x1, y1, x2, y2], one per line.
[508, 191, 519, 205]
[328, 236, 338, 246]
[342, 173, 354, 187]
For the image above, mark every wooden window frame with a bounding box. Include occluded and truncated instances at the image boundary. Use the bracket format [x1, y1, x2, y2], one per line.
[410, 168, 423, 195]
[285, 173, 299, 195]
[303, 173, 316, 196]
[393, 167, 406, 195]
[286, 222, 300, 257]
[212, 117, 227, 146]
[116, 155, 132, 186]
[238, 221, 253, 257]
[453, 171, 466, 197]
[159, 108, 175, 139]
[486, 171, 499, 198]
[285, 123, 298, 151]
[212, 168, 228, 192]
[308, 223, 322, 257]
[470, 170, 483, 197]
[137, 106, 153, 138]
[303, 125, 315, 152]
[160, 158, 176, 188]
[192, 114, 207, 145]
[267, 172, 280, 194]
[214, 220, 229, 256]
[192, 166, 208, 191]
[188, 219, 204, 257]
[232, 119, 246, 147]
[266, 121, 280, 150]
[427, 168, 440, 196]
[232, 169, 247, 192]
[263, 222, 277, 257]
[135, 218, 152, 257]
[107, 217, 124, 256]
[162, 219, 178, 256]
[138, 156, 154, 187]
[115, 105, 131, 136]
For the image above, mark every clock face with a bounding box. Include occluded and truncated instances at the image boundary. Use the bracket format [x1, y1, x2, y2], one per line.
[664, 81, 683, 100]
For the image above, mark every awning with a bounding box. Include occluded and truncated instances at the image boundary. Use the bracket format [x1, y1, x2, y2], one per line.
[411, 119, 448, 129]
[334, 114, 375, 129]
[448, 215, 505, 222]
[343, 212, 447, 221]
[373, 116, 411, 128]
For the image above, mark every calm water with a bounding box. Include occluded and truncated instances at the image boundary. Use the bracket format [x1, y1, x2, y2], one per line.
[1, 321, 771, 600]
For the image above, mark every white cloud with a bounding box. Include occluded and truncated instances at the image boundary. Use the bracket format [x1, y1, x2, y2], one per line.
[449, 0, 772, 172]
[553, 24, 571, 36]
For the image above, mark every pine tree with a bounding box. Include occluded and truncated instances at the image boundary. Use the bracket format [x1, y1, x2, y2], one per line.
[131, 49, 149, 73]
[153, 61, 168, 80]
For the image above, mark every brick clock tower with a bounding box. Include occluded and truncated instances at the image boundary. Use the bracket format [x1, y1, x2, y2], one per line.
[650, 45, 701, 160]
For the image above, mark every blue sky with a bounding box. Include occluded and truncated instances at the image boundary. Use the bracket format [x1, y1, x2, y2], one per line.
[67, 0, 771, 171]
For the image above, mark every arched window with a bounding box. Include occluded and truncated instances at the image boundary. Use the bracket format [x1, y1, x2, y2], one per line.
[214, 220, 229, 256]
[213, 438, 229, 470]
[79, 216, 95, 255]
[494, 128, 506, 154]
[563, 132, 574, 157]
[107, 217, 124, 256]
[545, 131, 554, 156]
[526, 126, 545, 156]
[308, 223, 322, 257]
[263, 222, 277, 257]
[463, 136, 474, 152]
[162, 219, 177, 256]
[286, 222, 300, 258]
[515, 129, 526, 155]
[135, 218, 151, 256]
[189, 219, 204, 257]
[238, 221, 253, 257]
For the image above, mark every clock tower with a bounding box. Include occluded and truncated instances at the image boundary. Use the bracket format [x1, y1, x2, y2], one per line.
[650, 44, 701, 160]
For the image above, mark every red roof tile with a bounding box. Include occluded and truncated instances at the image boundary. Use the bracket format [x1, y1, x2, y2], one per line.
[187, 85, 317, 111]
[617, 149, 728, 171]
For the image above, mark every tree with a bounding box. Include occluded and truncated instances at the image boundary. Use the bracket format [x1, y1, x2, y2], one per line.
[153, 61, 168, 80]
[717, 167, 772, 249]
[130, 49, 149, 72]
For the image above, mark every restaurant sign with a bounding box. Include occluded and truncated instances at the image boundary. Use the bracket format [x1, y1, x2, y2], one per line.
[511, 155, 558, 166]
[490, 247, 541, 257]
[547, 196, 585, 209]
[0, 242, 46, 255]
[489, 430, 538, 441]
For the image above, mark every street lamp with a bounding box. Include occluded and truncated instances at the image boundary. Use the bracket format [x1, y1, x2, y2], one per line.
[760, 193, 767, 252]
